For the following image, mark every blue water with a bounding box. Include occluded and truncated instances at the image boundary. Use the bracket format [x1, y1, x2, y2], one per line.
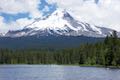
[0, 65, 120, 80]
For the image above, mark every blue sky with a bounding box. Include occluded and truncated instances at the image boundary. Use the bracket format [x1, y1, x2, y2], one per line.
[0, 0, 120, 33]
[0, 0, 99, 23]
[39, 0, 56, 16]
[0, 0, 56, 23]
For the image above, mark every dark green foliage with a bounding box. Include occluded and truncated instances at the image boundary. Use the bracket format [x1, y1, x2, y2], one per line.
[104, 31, 120, 66]
[0, 31, 120, 67]
[0, 36, 103, 49]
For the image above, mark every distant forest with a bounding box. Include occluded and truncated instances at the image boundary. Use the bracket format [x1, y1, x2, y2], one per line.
[0, 31, 120, 67]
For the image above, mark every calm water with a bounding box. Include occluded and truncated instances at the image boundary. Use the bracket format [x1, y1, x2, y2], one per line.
[0, 65, 120, 80]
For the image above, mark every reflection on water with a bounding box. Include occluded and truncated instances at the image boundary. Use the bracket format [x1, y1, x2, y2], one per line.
[0, 65, 120, 80]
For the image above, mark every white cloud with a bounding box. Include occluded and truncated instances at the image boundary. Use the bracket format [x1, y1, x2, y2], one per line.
[1, 0, 120, 33]
[0, 0, 42, 33]
[47, 0, 120, 31]
[0, 0, 42, 18]
[0, 16, 7, 33]
[0, 16, 34, 33]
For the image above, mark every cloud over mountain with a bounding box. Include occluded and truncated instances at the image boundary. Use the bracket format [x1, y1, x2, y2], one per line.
[0, 0, 120, 33]
[47, 0, 120, 31]
[0, 0, 42, 18]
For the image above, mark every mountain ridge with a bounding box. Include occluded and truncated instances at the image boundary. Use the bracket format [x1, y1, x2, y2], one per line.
[2, 8, 119, 38]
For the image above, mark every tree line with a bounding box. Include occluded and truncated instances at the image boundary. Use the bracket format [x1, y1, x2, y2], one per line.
[0, 31, 120, 67]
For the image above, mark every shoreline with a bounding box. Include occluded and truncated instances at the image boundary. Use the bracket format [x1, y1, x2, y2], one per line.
[0, 64, 120, 69]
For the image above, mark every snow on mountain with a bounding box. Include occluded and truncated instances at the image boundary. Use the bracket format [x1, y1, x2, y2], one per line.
[5, 9, 117, 37]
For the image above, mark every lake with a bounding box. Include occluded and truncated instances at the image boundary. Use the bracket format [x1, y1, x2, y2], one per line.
[0, 65, 120, 80]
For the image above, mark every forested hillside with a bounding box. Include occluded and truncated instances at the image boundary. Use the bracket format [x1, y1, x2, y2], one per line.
[0, 31, 120, 67]
[0, 36, 103, 49]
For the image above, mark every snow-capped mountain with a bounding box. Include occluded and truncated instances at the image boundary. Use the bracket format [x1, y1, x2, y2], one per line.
[5, 9, 118, 37]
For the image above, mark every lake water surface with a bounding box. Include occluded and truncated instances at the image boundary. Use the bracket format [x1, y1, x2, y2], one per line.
[0, 65, 120, 80]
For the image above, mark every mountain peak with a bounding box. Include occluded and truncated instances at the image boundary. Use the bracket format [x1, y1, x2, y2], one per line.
[52, 9, 67, 16]
[22, 8, 74, 31]
[4, 8, 119, 38]
[50, 8, 73, 20]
